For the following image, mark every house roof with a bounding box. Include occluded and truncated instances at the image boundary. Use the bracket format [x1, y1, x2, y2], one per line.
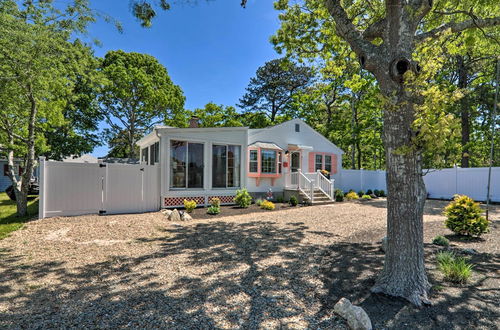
[249, 142, 283, 151]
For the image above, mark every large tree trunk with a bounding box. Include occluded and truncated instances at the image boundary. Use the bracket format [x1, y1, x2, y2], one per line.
[457, 56, 470, 167]
[371, 89, 430, 305]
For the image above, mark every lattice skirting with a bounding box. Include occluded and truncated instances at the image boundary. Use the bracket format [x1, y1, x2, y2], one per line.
[163, 195, 235, 208]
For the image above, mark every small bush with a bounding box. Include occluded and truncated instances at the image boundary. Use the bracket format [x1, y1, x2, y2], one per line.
[289, 195, 298, 206]
[210, 197, 221, 208]
[207, 205, 220, 215]
[183, 199, 197, 213]
[432, 235, 450, 247]
[436, 251, 473, 284]
[444, 195, 489, 237]
[369, 194, 378, 199]
[357, 190, 365, 197]
[366, 189, 373, 195]
[234, 189, 252, 208]
[374, 189, 380, 196]
[260, 200, 275, 210]
[346, 191, 359, 200]
[361, 194, 372, 200]
[378, 190, 386, 197]
[255, 198, 264, 206]
[276, 196, 284, 203]
[334, 189, 344, 202]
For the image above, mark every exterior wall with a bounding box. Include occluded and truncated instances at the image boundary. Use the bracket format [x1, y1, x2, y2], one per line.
[247, 119, 344, 193]
[158, 127, 248, 208]
[0, 160, 23, 192]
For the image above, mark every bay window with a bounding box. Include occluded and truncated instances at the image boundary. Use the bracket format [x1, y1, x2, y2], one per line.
[213, 144, 241, 188]
[249, 150, 258, 173]
[170, 140, 204, 189]
[261, 150, 277, 174]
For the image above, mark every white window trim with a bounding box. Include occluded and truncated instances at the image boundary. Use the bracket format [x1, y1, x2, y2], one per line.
[212, 143, 243, 189]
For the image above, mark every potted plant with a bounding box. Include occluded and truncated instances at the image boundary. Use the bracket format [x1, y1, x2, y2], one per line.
[320, 169, 330, 179]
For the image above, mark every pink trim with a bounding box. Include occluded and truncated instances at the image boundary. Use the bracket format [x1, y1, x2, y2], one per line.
[308, 153, 315, 172]
[309, 152, 338, 174]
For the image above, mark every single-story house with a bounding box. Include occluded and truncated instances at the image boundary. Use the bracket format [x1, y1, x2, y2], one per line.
[136, 118, 343, 208]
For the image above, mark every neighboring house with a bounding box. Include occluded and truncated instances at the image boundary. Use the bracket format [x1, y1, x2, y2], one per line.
[0, 159, 24, 192]
[137, 118, 344, 208]
[98, 157, 139, 164]
[63, 154, 98, 163]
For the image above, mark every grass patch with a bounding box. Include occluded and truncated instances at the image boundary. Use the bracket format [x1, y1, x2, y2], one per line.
[436, 251, 473, 284]
[0, 192, 38, 240]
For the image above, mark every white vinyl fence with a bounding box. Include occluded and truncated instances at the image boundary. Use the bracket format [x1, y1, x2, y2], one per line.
[39, 157, 160, 219]
[338, 167, 500, 202]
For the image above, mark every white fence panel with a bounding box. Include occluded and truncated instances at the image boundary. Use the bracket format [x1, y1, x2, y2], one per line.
[105, 164, 160, 214]
[338, 167, 499, 202]
[42, 161, 104, 218]
[40, 159, 160, 219]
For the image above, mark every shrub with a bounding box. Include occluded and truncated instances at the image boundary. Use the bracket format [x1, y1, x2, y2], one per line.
[374, 189, 380, 196]
[207, 205, 220, 215]
[234, 189, 252, 208]
[260, 200, 275, 210]
[378, 190, 386, 197]
[432, 235, 450, 247]
[366, 189, 373, 195]
[289, 195, 298, 206]
[276, 196, 284, 203]
[210, 197, 221, 208]
[444, 195, 489, 237]
[436, 251, 473, 284]
[357, 190, 365, 197]
[255, 198, 264, 206]
[183, 199, 197, 213]
[369, 194, 378, 199]
[334, 189, 344, 202]
[361, 194, 371, 200]
[346, 191, 359, 200]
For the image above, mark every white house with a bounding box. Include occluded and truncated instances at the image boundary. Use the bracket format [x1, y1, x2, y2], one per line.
[136, 118, 343, 207]
[0, 159, 24, 192]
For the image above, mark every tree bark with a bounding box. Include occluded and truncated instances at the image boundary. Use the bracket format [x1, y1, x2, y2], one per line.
[457, 56, 470, 167]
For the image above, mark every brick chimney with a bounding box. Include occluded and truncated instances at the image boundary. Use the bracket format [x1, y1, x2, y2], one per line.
[189, 116, 199, 128]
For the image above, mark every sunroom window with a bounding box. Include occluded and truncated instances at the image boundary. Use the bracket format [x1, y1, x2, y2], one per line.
[212, 144, 241, 188]
[170, 140, 204, 189]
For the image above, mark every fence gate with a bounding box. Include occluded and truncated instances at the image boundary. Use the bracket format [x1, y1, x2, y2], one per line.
[39, 158, 160, 219]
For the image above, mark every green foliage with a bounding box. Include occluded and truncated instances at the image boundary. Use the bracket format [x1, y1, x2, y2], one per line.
[100, 50, 185, 158]
[0, 193, 38, 240]
[357, 190, 365, 197]
[436, 251, 473, 284]
[276, 196, 284, 203]
[334, 189, 344, 202]
[234, 189, 252, 208]
[374, 189, 380, 196]
[210, 198, 221, 208]
[239, 58, 313, 123]
[289, 195, 298, 206]
[260, 200, 276, 210]
[432, 235, 450, 247]
[183, 200, 196, 213]
[346, 191, 359, 200]
[444, 195, 489, 237]
[378, 190, 386, 197]
[255, 198, 264, 206]
[189, 103, 244, 128]
[361, 195, 372, 200]
[207, 205, 220, 215]
[366, 189, 373, 195]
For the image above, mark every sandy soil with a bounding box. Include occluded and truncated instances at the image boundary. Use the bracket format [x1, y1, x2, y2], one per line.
[0, 199, 498, 329]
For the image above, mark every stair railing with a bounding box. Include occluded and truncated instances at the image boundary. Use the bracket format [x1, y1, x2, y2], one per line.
[316, 170, 335, 201]
[297, 169, 314, 203]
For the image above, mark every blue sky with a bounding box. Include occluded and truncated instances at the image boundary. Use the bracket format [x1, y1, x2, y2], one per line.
[87, 0, 281, 157]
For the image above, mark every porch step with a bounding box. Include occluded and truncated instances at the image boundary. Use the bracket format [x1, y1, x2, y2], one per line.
[298, 189, 333, 204]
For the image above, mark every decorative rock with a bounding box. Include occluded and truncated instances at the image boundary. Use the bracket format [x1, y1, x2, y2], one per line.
[168, 209, 181, 222]
[462, 248, 478, 255]
[381, 237, 388, 253]
[161, 209, 172, 217]
[181, 212, 192, 221]
[334, 298, 372, 330]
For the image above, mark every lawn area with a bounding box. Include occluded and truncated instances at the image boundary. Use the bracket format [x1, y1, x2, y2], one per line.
[0, 192, 38, 239]
[0, 199, 498, 328]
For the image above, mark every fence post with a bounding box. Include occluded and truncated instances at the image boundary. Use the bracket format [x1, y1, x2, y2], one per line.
[360, 168, 364, 192]
[455, 165, 458, 195]
[331, 179, 335, 201]
[38, 157, 46, 219]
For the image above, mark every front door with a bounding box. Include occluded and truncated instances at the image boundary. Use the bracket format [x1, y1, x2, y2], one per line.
[290, 152, 301, 172]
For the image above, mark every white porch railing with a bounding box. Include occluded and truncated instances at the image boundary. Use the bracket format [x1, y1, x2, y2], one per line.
[286, 169, 335, 202]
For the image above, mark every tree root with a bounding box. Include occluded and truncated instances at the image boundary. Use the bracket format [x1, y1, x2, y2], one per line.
[371, 283, 432, 307]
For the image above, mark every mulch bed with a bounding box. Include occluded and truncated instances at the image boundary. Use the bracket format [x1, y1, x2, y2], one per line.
[188, 202, 311, 219]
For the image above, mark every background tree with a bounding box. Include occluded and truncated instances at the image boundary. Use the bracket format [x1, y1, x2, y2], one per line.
[99, 50, 185, 158]
[0, 0, 97, 216]
[189, 103, 244, 127]
[239, 58, 313, 123]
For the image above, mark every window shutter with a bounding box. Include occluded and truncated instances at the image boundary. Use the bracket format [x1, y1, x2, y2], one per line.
[331, 154, 338, 174]
[308, 152, 315, 172]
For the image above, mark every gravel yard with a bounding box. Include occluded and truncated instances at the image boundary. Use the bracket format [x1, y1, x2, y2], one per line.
[0, 199, 499, 329]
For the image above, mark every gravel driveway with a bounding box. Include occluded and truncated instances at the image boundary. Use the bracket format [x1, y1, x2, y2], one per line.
[0, 199, 498, 329]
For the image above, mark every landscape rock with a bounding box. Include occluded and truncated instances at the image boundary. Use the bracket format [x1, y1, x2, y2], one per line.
[462, 248, 478, 255]
[168, 209, 181, 222]
[161, 209, 172, 217]
[381, 237, 388, 252]
[181, 212, 193, 221]
[334, 298, 372, 330]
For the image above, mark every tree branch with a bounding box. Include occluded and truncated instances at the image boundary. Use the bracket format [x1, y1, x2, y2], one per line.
[362, 18, 386, 41]
[416, 16, 500, 42]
